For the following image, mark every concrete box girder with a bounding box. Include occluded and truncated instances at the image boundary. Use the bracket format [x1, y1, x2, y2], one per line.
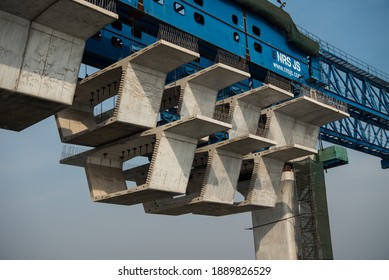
[60, 115, 230, 167]
[0, 3, 117, 131]
[197, 134, 276, 155]
[56, 40, 200, 146]
[254, 144, 317, 162]
[196, 145, 317, 216]
[0, 0, 117, 40]
[61, 115, 231, 206]
[217, 84, 293, 109]
[145, 134, 275, 215]
[164, 63, 250, 119]
[269, 95, 349, 126]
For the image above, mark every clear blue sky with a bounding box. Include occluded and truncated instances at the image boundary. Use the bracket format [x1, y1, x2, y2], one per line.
[0, 0, 388, 259]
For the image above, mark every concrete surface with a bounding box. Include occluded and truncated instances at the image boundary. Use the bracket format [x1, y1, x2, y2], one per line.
[56, 40, 200, 146]
[0, 2, 117, 131]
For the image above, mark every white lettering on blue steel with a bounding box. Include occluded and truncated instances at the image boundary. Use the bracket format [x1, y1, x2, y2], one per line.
[272, 50, 302, 78]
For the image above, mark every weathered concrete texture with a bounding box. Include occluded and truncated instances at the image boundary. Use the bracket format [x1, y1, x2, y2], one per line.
[145, 84, 294, 216]
[215, 84, 293, 138]
[252, 171, 298, 260]
[56, 40, 200, 146]
[261, 94, 349, 151]
[164, 63, 250, 118]
[191, 144, 316, 217]
[0, 0, 117, 40]
[61, 115, 231, 205]
[144, 134, 276, 215]
[272, 95, 349, 126]
[0, 2, 117, 131]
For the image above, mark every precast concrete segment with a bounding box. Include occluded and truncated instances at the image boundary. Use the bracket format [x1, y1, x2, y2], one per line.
[252, 171, 298, 260]
[258, 94, 349, 152]
[0, 2, 117, 131]
[60, 115, 232, 167]
[144, 135, 276, 215]
[61, 115, 231, 206]
[214, 84, 293, 138]
[193, 144, 316, 217]
[0, 0, 117, 39]
[56, 40, 200, 146]
[163, 63, 250, 118]
[270, 95, 349, 127]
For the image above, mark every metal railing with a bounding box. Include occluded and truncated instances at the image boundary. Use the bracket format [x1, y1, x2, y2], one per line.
[298, 85, 348, 112]
[158, 24, 199, 53]
[297, 25, 389, 84]
[265, 71, 291, 92]
[214, 49, 248, 72]
[85, 0, 117, 13]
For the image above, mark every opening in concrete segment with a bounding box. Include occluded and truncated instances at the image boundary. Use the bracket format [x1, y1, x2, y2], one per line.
[162, 63, 250, 122]
[61, 115, 230, 206]
[190, 144, 317, 217]
[215, 84, 293, 139]
[55, 40, 200, 146]
[0, 2, 118, 131]
[145, 133, 276, 216]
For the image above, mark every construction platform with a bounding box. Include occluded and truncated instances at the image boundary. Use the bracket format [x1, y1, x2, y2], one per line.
[0, 0, 118, 131]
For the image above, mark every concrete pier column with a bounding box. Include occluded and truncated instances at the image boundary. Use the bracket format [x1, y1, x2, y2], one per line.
[249, 87, 349, 259]
[251, 170, 298, 260]
[0, 1, 118, 131]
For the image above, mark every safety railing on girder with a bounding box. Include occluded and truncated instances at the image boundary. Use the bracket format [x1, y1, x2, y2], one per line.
[296, 85, 348, 112]
[158, 24, 199, 53]
[297, 26, 389, 85]
[214, 49, 248, 72]
[85, 0, 117, 13]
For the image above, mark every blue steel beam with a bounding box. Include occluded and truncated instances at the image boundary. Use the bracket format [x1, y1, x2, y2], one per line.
[320, 56, 389, 124]
[320, 118, 389, 160]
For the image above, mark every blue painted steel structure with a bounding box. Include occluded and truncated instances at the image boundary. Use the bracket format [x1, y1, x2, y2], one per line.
[81, 0, 389, 168]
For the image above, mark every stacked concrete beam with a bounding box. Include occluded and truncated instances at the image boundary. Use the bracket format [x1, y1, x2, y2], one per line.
[144, 85, 295, 215]
[62, 115, 231, 205]
[56, 40, 200, 146]
[60, 57, 250, 205]
[250, 87, 349, 259]
[0, 0, 118, 131]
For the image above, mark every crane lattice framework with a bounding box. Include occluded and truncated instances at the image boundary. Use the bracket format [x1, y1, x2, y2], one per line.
[299, 28, 389, 168]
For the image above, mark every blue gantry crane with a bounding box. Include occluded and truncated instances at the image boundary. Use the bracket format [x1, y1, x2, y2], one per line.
[79, 0, 388, 169]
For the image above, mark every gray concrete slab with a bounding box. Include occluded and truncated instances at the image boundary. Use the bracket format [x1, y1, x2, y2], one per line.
[197, 134, 276, 155]
[130, 40, 200, 73]
[259, 144, 317, 162]
[0, 0, 57, 20]
[185, 63, 250, 91]
[163, 115, 231, 139]
[271, 96, 349, 126]
[35, 0, 118, 40]
[0, 2, 117, 131]
[217, 84, 293, 108]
